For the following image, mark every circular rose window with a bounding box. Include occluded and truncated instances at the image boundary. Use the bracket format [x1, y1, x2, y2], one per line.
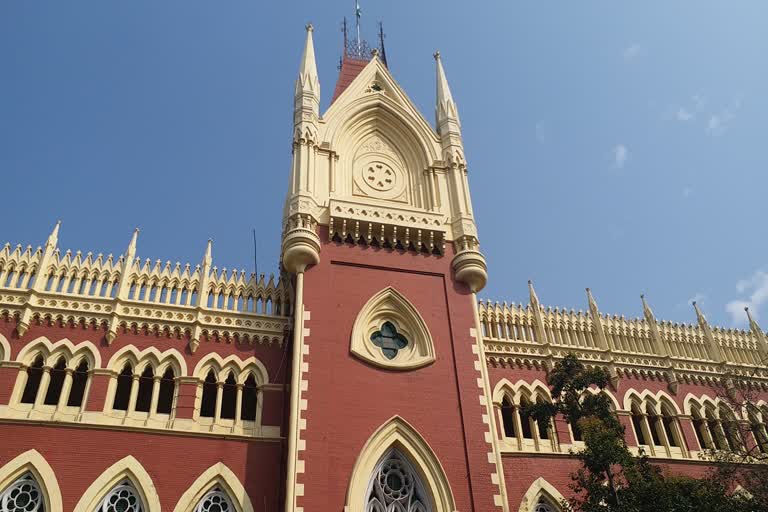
[365, 162, 396, 192]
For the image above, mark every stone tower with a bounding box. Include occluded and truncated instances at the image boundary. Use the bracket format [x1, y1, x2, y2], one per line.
[281, 24, 507, 512]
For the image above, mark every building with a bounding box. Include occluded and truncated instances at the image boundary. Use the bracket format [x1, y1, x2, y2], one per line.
[1, 20, 767, 512]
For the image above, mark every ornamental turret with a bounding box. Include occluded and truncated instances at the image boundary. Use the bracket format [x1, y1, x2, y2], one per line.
[435, 52, 487, 292]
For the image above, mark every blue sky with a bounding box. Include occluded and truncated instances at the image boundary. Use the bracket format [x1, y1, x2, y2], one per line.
[1, 1, 766, 328]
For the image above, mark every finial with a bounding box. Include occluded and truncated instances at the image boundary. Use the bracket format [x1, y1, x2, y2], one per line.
[47, 220, 61, 247]
[371, 48, 379, 57]
[306, 23, 313, 32]
[528, 280, 540, 307]
[203, 239, 213, 265]
[125, 227, 139, 257]
[586, 287, 598, 311]
[433, 50, 441, 60]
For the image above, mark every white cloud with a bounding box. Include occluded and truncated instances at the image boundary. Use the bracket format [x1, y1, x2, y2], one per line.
[675, 108, 693, 122]
[623, 44, 642, 60]
[725, 269, 768, 326]
[707, 96, 743, 136]
[613, 144, 628, 168]
[707, 115, 723, 135]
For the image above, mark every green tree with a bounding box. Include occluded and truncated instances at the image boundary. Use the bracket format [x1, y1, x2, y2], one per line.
[525, 354, 756, 512]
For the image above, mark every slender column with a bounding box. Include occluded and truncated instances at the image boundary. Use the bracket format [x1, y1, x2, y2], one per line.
[655, 416, 672, 457]
[639, 414, 656, 455]
[513, 408, 525, 451]
[285, 271, 305, 512]
[148, 376, 161, 417]
[33, 367, 52, 408]
[232, 383, 244, 432]
[56, 369, 75, 411]
[213, 382, 224, 425]
[126, 375, 140, 414]
[670, 419, 689, 457]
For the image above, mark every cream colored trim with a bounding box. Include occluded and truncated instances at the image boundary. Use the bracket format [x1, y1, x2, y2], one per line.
[343, 415, 457, 512]
[623, 388, 682, 415]
[469, 292, 509, 512]
[107, 345, 187, 376]
[192, 353, 269, 385]
[0, 449, 63, 512]
[73, 455, 161, 512]
[285, 272, 309, 512]
[518, 477, 566, 512]
[16, 336, 101, 368]
[0, 333, 10, 361]
[172, 462, 254, 512]
[349, 287, 435, 370]
[492, 378, 551, 405]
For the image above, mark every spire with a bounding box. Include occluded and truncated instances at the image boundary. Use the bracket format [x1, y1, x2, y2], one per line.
[692, 300, 707, 325]
[203, 239, 213, 267]
[528, 280, 540, 310]
[745, 307, 762, 334]
[586, 287, 599, 313]
[46, 220, 61, 249]
[641, 293, 654, 320]
[434, 51, 460, 135]
[125, 228, 139, 259]
[297, 24, 319, 95]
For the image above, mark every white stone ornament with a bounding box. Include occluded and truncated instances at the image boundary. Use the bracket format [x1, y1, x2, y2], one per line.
[0, 474, 44, 512]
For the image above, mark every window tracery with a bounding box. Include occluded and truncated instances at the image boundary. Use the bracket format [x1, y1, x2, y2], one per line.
[495, 383, 557, 452]
[194, 487, 234, 512]
[96, 481, 143, 512]
[194, 357, 265, 432]
[0, 473, 45, 512]
[365, 450, 431, 512]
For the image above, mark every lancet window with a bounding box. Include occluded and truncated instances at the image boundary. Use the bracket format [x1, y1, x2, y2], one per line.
[627, 394, 686, 458]
[194, 487, 234, 512]
[0, 473, 45, 512]
[496, 385, 557, 452]
[748, 406, 768, 454]
[365, 449, 431, 512]
[688, 398, 750, 454]
[197, 363, 262, 430]
[110, 361, 177, 418]
[17, 350, 91, 413]
[96, 481, 143, 512]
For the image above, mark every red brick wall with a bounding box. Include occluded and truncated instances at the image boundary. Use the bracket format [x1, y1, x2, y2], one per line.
[297, 232, 498, 511]
[0, 423, 282, 511]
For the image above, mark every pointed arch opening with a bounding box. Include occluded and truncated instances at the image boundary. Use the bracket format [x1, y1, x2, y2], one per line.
[171, 463, 253, 512]
[345, 416, 455, 512]
[518, 478, 566, 512]
[350, 287, 435, 370]
[0, 449, 62, 512]
[73, 456, 160, 512]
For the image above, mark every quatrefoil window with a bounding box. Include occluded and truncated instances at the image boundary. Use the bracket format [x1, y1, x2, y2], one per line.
[371, 322, 409, 359]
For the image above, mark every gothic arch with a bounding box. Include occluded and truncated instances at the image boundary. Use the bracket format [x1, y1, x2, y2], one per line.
[492, 379, 551, 405]
[172, 463, 253, 512]
[0, 333, 10, 361]
[623, 388, 681, 415]
[0, 449, 63, 512]
[16, 336, 101, 368]
[107, 346, 187, 377]
[350, 287, 436, 370]
[344, 416, 456, 512]
[192, 353, 269, 385]
[518, 477, 566, 512]
[73, 455, 160, 512]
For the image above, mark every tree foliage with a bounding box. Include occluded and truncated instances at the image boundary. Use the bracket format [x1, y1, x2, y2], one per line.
[524, 354, 759, 512]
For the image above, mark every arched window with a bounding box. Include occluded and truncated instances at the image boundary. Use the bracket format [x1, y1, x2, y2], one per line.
[631, 405, 647, 445]
[67, 360, 89, 407]
[535, 398, 550, 440]
[220, 373, 237, 420]
[241, 373, 258, 422]
[501, 396, 516, 438]
[113, 364, 133, 411]
[43, 357, 67, 405]
[519, 397, 534, 440]
[748, 408, 768, 454]
[97, 481, 143, 512]
[719, 406, 743, 452]
[366, 449, 431, 512]
[200, 371, 217, 418]
[194, 487, 234, 512]
[534, 500, 558, 512]
[134, 366, 154, 413]
[157, 368, 175, 415]
[706, 409, 729, 451]
[21, 356, 45, 404]
[661, 407, 679, 448]
[0, 473, 45, 512]
[691, 411, 710, 450]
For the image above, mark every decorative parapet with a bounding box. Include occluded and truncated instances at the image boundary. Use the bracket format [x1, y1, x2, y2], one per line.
[478, 285, 768, 389]
[0, 226, 292, 351]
